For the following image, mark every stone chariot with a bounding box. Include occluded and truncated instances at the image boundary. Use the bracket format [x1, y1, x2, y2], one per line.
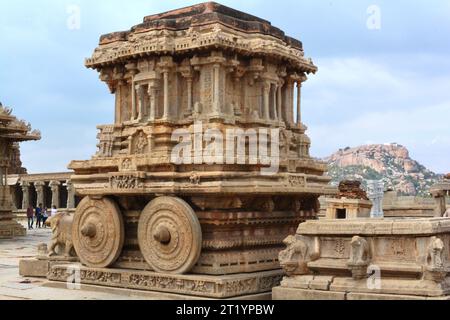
[51, 2, 336, 298]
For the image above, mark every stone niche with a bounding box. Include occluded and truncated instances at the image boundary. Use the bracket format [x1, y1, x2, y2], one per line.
[32, 2, 337, 299]
[273, 218, 450, 300]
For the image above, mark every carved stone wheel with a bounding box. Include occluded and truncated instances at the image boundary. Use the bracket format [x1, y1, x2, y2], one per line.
[138, 197, 202, 274]
[73, 197, 125, 268]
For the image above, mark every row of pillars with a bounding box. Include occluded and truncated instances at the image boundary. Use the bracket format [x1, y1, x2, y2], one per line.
[261, 80, 303, 124]
[123, 61, 306, 125]
[129, 67, 191, 123]
[20, 180, 75, 210]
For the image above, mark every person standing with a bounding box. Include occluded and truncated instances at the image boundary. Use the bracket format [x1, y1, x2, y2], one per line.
[50, 205, 58, 217]
[42, 207, 49, 228]
[26, 205, 34, 230]
[35, 204, 42, 228]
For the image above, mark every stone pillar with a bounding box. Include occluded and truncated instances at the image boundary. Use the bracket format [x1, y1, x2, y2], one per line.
[49, 181, 61, 209]
[213, 64, 221, 115]
[34, 181, 45, 207]
[66, 181, 75, 209]
[114, 81, 123, 124]
[277, 82, 283, 122]
[272, 84, 278, 120]
[326, 206, 337, 219]
[296, 81, 302, 125]
[21, 181, 30, 209]
[136, 84, 145, 122]
[263, 82, 270, 121]
[131, 81, 137, 121]
[0, 167, 4, 187]
[10, 187, 17, 210]
[148, 84, 156, 121]
[367, 180, 384, 219]
[186, 77, 193, 116]
[285, 80, 294, 124]
[162, 70, 170, 120]
[179, 66, 194, 117]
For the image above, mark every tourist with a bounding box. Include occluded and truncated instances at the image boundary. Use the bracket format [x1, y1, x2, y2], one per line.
[26, 205, 34, 230]
[35, 204, 43, 228]
[50, 205, 58, 217]
[42, 207, 49, 228]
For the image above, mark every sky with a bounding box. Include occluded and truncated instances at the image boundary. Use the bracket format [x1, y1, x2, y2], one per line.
[0, 0, 449, 174]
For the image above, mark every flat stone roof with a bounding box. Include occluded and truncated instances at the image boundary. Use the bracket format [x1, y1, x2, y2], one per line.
[98, 2, 302, 49]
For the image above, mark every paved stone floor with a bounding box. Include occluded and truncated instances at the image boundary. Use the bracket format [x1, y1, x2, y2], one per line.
[0, 222, 148, 300]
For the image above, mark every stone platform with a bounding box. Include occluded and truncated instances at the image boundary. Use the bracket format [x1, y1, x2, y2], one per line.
[273, 218, 450, 300]
[0, 220, 26, 239]
[47, 264, 282, 299]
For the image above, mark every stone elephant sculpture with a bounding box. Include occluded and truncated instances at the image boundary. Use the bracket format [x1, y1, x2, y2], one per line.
[48, 212, 75, 258]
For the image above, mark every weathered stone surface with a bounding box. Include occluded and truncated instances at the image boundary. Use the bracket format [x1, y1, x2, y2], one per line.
[48, 264, 283, 299]
[275, 217, 450, 300]
[19, 259, 49, 278]
[335, 180, 369, 200]
[87, 2, 310, 71]
[273, 287, 346, 300]
[430, 178, 450, 217]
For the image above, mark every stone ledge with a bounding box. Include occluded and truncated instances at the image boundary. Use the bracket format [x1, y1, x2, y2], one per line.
[48, 265, 283, 299]
[43, 282, 272, 301]
[297, 218, 450, 236]
[273, 286, 450, 300]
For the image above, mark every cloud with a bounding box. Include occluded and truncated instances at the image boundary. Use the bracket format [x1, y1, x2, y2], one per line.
[305, 56, 450, 173]
[0, 1, 449, 175]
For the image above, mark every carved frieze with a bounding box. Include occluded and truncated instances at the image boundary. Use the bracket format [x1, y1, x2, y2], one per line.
[48, 265, 282, 298]
[110, 174, 144, 190]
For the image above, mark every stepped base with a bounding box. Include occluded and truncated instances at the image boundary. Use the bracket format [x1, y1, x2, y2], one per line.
[43, 282, 272, 300]
[47, 264, 283, 299]
[0, 220, 26, 239]
[273, 286, 450, 301]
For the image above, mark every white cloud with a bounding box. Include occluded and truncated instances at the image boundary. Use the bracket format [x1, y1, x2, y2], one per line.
[304, 55, 450, 173]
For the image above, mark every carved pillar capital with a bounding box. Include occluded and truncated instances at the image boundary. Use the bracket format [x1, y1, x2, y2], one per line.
[49, 180, 61, 188]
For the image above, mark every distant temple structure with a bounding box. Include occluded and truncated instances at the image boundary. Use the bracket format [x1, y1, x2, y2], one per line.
[0, 102, 40, 238]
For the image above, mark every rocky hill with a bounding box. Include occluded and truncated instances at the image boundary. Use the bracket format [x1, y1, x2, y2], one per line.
[324, 144, 441, 196]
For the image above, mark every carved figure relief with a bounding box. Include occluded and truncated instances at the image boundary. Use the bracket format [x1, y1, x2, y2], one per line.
[427, 236, 445, 269]
[96, 125, 115, 157]
[133, 131, 149, 154]
[110, 175, 142, 189]
[347, 236, 371, 279]
[279, 235, 310, 275]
